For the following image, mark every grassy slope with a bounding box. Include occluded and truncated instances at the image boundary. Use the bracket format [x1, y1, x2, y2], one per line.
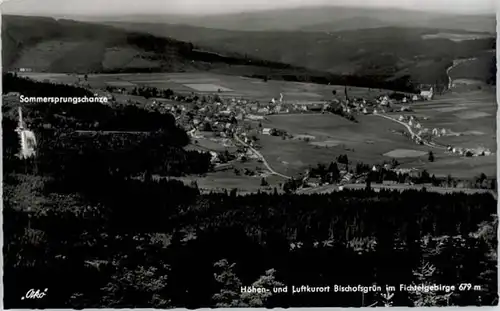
[449, 51, 497, 84]
[103, 22, 496, 86]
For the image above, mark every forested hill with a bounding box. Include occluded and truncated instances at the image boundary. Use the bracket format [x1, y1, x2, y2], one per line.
[3, 15, 422, 92]
[1, 15, 307, 75]
[104, 21, 496, 86]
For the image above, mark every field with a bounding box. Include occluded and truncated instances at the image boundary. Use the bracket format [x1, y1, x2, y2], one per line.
[384, 149, 428, 158]
[259, 86, 496, 179]
[173, 170, 285, 194]
[395, 90, 496, 150]
[421, 32, 495, 42]
[19, 71, 390, 103]
[259, 113, 433, 177]
[448, 52, 496, 84]
[386, 89, 497, 177]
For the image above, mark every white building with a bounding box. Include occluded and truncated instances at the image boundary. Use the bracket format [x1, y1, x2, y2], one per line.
[420, 87, 434, 100]
[262, 128, 272, 135]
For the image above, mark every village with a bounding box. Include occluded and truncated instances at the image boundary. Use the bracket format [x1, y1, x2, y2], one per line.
[5, 76, 494, 195]
[88, 82, 494, 194]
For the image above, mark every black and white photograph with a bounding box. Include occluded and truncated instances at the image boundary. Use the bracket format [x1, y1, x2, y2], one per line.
[1, 0, 498, 308]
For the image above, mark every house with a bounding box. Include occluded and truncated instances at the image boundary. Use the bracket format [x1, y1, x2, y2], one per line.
[257, 107, 269, 114]
[342, 173, 354, 183]
[420, 87, 434, 100]
[308, 104, 323, 112]
[246, 114, 264, 121]
[209, 151, 220, 163]
[307, 177, 322, 187]
[213, 163, 234, 172]
[262, 128, 272, 135]
[383, 180, 398, 185]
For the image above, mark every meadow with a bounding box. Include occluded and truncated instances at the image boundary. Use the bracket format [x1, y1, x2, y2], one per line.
[401, 90, 496, 151]
[259, 113, 433, 176]
[19, 71, 390, 103]
[260, 105, 496, 179]
[386, 89, 496, 177]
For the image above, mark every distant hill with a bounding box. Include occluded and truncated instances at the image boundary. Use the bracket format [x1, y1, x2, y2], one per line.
[1, 15, 310, 76]
[82, 6, 496, 33]
[102, 21, 497, 86]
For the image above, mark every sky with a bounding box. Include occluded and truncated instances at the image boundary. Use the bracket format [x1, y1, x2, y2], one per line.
[1, 0, 496, 15]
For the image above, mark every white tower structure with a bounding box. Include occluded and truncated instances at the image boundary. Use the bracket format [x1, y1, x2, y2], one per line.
[15, 107, 37, 159]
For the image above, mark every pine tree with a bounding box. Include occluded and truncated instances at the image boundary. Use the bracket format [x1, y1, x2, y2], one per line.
[212, 259, 245, 307]
[260, 178, 269, 187]
[428, 151, 434, 162]
[411, 261, 451, 306]
[240, 268, 284, 307]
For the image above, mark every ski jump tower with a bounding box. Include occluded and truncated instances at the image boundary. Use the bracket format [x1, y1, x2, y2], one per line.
[15, 106, 37, 159]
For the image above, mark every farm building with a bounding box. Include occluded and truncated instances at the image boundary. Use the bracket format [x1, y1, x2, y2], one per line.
[257, 107, 270, 114]
[308, 104, 324, 112]
[262, 128, 272, 135]
[213, 163, 234, 172]
[420, 87, 434, 100]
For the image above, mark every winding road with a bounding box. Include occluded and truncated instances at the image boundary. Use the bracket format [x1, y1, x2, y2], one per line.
[446, 57, 477, 88]
[233, 134, 291, 179]
[373, 114, 447, 150]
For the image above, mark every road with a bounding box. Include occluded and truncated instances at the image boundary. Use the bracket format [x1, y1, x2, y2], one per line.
[446, 57, 477, 88]
[373, 114, 447, 150]
[233, 134, 291, 179]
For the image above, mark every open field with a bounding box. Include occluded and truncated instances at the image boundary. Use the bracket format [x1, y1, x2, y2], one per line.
[310, 140, 342, 147]
[183, 83, 234, 92]
[448, 51, 496, 84]
[259, 113, 433, 176]
[185, 137, 238, 153]
[172, 162, 286, 194]
[383, 149, 428, 158]
[19, 71, 391, 103]
[260, 109, 496, 178]
[392, 90, 496, 151]
[421, 32, 495, 42]
[384, 89, 496, 177]
[455, 111, 492, 120]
